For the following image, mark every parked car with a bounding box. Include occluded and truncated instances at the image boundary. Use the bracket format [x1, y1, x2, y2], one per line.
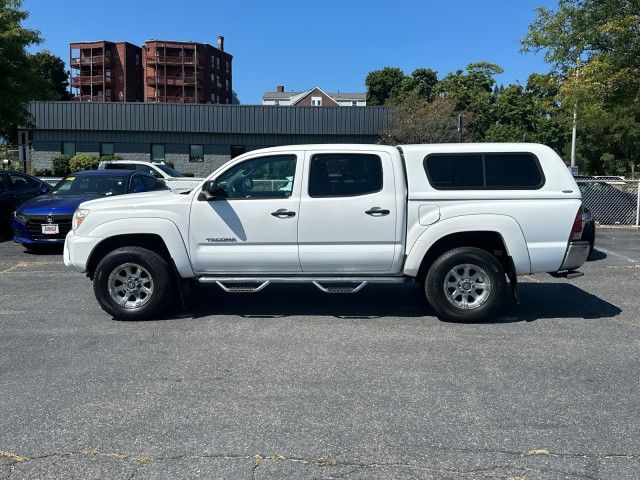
[64, 143, 589, 323]
[0, 171, 51, 235]
[12, 170, 168, 250]
[578, 180, 637, 225]
[98, 160, 183, 179]
[582, 207, 596, 257]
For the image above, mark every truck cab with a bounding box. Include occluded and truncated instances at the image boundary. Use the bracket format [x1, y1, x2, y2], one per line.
[64, 143, 589, 322]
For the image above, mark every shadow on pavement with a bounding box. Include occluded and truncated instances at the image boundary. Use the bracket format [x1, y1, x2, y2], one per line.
[185, 281, 621, 323]
[22, 244, 64, 255]
[587, 249, 607, 261]
[498, 282, 621, 323]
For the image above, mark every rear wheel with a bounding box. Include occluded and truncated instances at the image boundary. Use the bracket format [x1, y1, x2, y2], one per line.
[93, 246, 173, 320]
[425, 247, 506, 322]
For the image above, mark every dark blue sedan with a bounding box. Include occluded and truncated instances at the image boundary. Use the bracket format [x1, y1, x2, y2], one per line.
[12, 170, 167, 249]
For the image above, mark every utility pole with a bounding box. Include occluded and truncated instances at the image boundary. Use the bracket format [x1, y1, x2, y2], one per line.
[570, 58, 581, 169]
[457, 114, 464, 143]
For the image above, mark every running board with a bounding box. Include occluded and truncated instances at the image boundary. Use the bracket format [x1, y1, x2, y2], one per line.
[197, 276, 405, 294]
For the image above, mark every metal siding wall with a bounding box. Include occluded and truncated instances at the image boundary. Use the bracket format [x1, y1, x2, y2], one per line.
[28, 102, 390, 136]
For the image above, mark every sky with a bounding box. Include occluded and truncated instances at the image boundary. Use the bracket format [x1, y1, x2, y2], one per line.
[23, 0, 556, 104]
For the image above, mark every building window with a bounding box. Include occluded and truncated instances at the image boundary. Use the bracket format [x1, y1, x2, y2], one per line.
[311, 96, 322, 106]
[225, 79, 229, 90]
[100, 143, 115, 157]
[230, 145, 246, 159]
[225, 61, 230, 73]
[62, 142, 76, 156]
[216, 57, 220, 70]
[150, 144, 165, 162]
[352, 101, 358, 106]
[189, 144, 204, 162]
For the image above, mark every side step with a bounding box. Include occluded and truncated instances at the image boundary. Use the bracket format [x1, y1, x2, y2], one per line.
[312, 281, 368, 294]
[197, 276, 405, 294]
[214, 280, 270, 293]
[549, 270, 584, 280]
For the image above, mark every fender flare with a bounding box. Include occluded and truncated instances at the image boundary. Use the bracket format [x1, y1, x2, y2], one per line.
[87, 218, 194, 278]
[403, 214, 531, 277]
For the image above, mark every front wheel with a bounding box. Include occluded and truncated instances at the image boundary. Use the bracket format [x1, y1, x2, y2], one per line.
[93, 246, 173, 320]
[425, 247, 506, 322]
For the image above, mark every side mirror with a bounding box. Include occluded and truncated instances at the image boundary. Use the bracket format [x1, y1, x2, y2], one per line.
[39, 183, 51, 194]
[198, 180, 225, 201]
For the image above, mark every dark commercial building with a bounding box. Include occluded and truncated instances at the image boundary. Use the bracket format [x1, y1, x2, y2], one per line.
[70, 41, 143, 102]
[26, 102, 390, 176]
[143, 36, 232, 104]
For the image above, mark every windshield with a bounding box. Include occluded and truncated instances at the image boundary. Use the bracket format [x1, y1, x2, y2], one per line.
[51, 175, 128, 196]
[155, 164, 182, 177]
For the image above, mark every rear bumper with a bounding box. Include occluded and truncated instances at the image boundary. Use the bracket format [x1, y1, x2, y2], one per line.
[549, 241, 590, 279]
[560, 241, 590, 271]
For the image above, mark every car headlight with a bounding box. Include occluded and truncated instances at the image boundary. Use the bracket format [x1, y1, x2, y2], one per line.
[72, 209, 90, 230]
[13, 211, 28, 224]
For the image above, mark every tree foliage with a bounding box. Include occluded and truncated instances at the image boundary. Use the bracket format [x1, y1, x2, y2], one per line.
[522, 0, 640, 175]
[0, 0, 56, 140]
[383, 94, 471, 144]
[30, 51, 69, 100]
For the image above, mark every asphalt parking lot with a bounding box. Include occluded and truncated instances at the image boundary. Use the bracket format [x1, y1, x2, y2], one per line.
[1, 228, 639, 480]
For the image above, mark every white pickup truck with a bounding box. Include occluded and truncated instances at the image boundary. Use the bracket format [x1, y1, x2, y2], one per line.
[64, 143, 589, 322]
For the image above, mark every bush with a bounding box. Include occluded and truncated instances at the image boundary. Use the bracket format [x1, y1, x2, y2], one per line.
[52, 154, 71, 176]
[33, 168, 54, 177]
[69, 153, 100, 172]
[100, 154, 123, 161]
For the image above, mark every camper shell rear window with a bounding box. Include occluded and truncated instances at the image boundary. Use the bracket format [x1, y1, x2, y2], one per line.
[424, 152, 545, 190]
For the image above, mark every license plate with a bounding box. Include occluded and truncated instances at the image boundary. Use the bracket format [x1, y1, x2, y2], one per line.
[41, 224, 59, 235]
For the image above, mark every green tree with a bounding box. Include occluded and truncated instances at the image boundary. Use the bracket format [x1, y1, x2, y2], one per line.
[30, 51, 69, 100]
[365, 67, 406, 106]
[387, 68, 439, 105]
[382, 93, 472, 144]
[522, 0, 640, 174]
[436, 62, 504, 139]
[0, 0, 54, 140]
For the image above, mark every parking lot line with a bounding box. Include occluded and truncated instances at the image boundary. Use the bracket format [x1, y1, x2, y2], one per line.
[596, 247, 639, 264]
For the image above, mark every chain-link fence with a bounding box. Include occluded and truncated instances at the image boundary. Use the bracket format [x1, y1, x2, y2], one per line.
[576, 179, 640, 227]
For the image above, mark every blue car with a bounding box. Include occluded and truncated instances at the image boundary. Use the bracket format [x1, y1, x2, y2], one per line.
[12, 169, 167, 249]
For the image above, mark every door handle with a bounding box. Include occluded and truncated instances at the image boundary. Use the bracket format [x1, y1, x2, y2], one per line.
[365, 207, 390, 216]
[271, 209, 296, 218]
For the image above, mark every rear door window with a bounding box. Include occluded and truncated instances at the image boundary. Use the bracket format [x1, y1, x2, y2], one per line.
[8, 174, 40, 191]
[308, 153, 383, 197]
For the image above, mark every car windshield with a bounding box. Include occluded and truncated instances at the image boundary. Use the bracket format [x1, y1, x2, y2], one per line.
[155, 164, 182, 177]
[51, 175, 128, 196]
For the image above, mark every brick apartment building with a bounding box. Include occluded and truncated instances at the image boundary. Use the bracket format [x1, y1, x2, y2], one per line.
[70, 36, 232, 104]
[70, 41, 143, 102]
[143, 36, 232, 104]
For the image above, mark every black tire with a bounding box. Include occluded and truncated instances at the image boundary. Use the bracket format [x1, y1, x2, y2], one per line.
[425, 247, 506, 322]
[93, 246, 173, 321]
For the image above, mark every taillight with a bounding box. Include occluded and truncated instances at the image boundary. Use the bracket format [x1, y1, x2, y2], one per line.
[570, 205, 584, 241]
